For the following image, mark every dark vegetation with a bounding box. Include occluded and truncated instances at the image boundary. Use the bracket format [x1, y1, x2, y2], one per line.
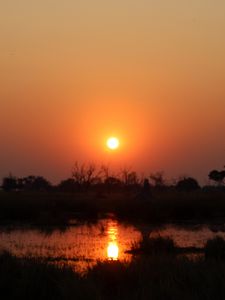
[209, 169, 225, 186]
[1, 165, 224, 299]
[129, 236, 177, 255]
[0, 164, 225, 225]
[128, 235, 208, 256]
[1, 189, 225, 226]
[205, 236, 225, 260]
[2, 236, 225, 300]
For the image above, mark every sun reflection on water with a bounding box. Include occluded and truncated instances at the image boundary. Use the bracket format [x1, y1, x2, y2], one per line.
[2, 220, 224, 274]
[107, 220, 119, 260]
[107, 242, 119, 260]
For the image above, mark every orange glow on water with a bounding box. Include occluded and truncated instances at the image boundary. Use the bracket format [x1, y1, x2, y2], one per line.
[107, 220, 119, 260]
[107, 242, 119, 260]
[2, 219, 225, 274]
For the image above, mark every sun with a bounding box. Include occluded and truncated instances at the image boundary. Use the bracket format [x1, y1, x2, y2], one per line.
[107, 137, 120, 150]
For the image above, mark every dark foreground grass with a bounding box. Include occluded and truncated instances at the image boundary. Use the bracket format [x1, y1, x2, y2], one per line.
[0, 189, 225, 225]
[0, 251, 89, 300]
[205, 236, 225, 260]
[1, 250, 225, 300]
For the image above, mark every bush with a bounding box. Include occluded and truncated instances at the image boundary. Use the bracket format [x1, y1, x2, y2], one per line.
[205, 236, 225, 260]
[176, 177, 200, 192]
[131, 236, 176, 255]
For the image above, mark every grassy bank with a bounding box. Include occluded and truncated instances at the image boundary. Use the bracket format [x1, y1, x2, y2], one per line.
[1, 248, 225, 300]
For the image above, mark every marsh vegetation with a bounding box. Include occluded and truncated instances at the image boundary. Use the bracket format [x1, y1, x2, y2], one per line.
[2, 235, 225, 300]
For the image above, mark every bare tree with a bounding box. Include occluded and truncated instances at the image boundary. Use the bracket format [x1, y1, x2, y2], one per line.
[149, 171, 166, 187]
[100, 164, 121, 182]
[100, 164, 111, 182]
[72, 162, 100, 187]
[120, 166, 139, 186]
[72, 162, 86, 185]
[120, 166, 132, 185]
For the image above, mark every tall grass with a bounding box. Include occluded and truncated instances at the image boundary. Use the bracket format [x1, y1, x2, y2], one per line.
[0, 189, 225, 225]
[0, 251, 90, 300]
[1, 250, 225, 300]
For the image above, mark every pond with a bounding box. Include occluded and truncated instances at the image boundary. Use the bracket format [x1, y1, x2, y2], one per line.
[1, 219, 225, 274]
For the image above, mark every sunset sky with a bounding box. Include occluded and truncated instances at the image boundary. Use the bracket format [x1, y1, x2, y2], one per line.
[1, 0, 225, 184]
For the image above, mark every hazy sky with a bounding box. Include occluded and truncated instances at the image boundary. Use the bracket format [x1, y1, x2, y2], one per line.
[0, 0, 225, 183]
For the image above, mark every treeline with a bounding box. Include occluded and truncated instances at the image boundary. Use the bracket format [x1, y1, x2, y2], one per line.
[1, 162, 225, 193]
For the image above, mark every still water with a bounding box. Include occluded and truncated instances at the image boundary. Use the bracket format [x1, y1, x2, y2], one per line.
[1, 219, 225, 273]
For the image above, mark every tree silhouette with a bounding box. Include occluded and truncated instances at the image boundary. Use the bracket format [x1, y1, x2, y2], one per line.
[2, 175, 17, 191]
[176, 177, 200, 191]
[208, 170, 225, 185]
[58, 178, 78, 192]
[20, 176, 51, 191]
[143, 178, 151, 192]
[120, 167, 139, 186]
[136, 178, 152, 200]
[149, 171, 165, 188]
[72, 162, 101, 187]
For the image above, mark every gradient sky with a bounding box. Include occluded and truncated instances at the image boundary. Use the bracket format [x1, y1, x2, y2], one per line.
[1, 0, 225, 184]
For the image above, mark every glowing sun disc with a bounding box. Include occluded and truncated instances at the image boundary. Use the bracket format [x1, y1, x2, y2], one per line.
[107, 137, 120, 150]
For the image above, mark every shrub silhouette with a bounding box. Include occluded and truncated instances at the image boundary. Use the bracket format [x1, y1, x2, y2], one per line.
[58, 178, 78, 192]
[209, 170, 225, 185]
[131, 236, 176, 255]
[205, 237, 225, 260]
[176, 177, 200, 191]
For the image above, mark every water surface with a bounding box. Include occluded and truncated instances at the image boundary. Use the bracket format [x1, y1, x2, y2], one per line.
[1, 219, 225, 273]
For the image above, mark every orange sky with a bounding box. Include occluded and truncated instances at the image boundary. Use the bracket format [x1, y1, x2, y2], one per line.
[0, 0, 225, 183]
